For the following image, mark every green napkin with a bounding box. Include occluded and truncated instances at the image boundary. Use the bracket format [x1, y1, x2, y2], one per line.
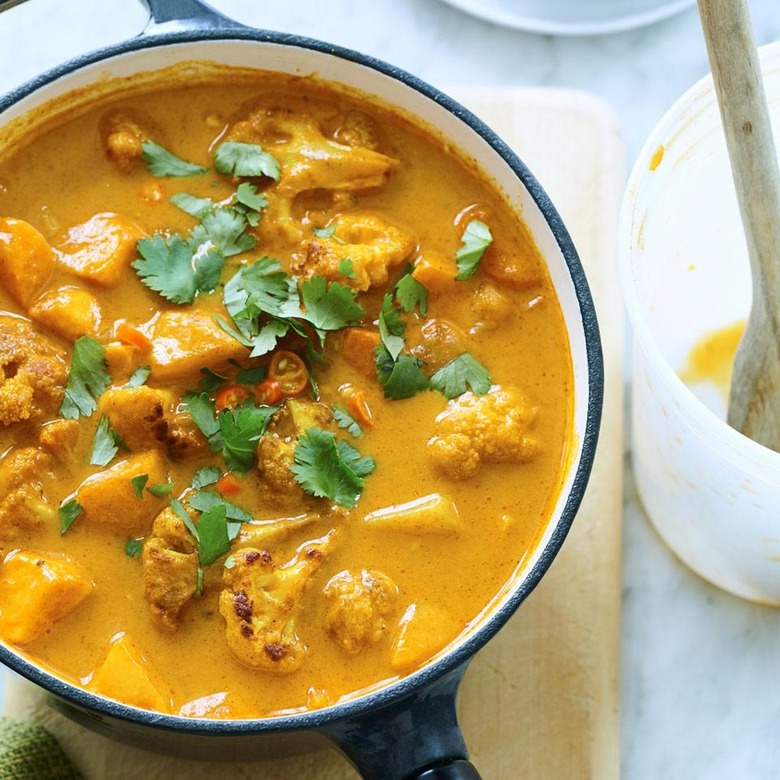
[0, 716, 81, 779]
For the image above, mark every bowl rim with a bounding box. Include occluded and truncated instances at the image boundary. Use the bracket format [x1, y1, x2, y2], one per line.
[0, 24, 603, 735]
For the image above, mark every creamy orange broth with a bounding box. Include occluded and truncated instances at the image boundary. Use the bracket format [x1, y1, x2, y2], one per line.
[0, 71, 572, 718]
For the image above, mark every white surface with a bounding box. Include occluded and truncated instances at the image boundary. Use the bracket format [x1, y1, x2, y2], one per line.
[1, 1, 780, 778]
[436, 0, 697, 36]
[622, 41, 780, 604]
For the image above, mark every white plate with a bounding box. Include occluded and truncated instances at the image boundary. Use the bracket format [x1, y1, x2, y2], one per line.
[437, 0, 697, 36]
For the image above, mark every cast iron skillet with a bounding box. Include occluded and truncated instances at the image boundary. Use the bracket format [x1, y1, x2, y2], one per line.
[0, 1, 604, 778]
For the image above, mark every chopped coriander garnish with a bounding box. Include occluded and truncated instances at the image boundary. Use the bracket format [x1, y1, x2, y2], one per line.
[429, 353, 492, 399]
[90, 415, 121, 467]
[214, 141, 281, 181]
[292, 428, 376, 508]
[189, 489, 253, 522]
[147, 482, 174, 498]
[199, 368, 228, 393]
[235, 182, 268, 213]
[191, 466, 221, 489]
[375, 346, 429, 400]
[455, 220, 493, 281]
[59, 335, 110, 420]
[333, 405, 364, 438]
[235, 364, 266, 385]
[395, 271, 428, 316]
[125, 365, 151, 388]
[170, 192, 215, 219]
[171, 498, 199, 540]
[200, 207, 257, 257]
[196, 504, 231, 566]
[141, 139, 208, 178]
[224, 555, 236, 570]
[125, 538, 143, 558]
[181, 392, 222, 449]
[130, 473, 149, 498]
[377, 293, 405, 361]
[59, 499, 83, 535]
[338, 257, 357, 280]
[313, 225, 336, 239]
[300, 277, 365, 337]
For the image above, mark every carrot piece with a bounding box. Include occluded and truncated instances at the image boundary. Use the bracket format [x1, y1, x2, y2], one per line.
[346, 389, 373, 429]
[216, 473, 241, 497]
[116, 321, 152, 352]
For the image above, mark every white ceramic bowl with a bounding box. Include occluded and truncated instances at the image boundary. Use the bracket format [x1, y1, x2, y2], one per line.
[621, 40, 780, 604]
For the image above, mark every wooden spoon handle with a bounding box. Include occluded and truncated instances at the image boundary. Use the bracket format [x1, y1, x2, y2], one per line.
[698, 0, 780, 443]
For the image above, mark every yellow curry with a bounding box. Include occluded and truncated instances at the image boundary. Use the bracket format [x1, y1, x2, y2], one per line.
[0, 70, 572, 718]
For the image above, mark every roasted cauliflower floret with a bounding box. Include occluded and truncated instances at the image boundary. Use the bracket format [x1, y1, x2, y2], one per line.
[0, 315, 67, 426]
[219, 530, 337, 673]
[256, 399, 331, 503]
[142, 506, 198, 631]
[98, 385, 206, 458]
[293, 212, 415, 292]
[323, 569, 399, 654]
[38, 419, 80, 459]
[100, 112, 147, 172]
[427, 386, 540, 480]
[229, 108, 399, 198]
[0, 447, 53, 540]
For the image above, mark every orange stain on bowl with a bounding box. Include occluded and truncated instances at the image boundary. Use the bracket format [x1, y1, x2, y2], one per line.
[649, 145, 665, 171]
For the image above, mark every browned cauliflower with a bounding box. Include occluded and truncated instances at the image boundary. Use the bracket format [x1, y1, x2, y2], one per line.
[100, 112, 147, 172]
[427, 386, 540, 480]
[256, 399, 331, 504]
[0, 315, 67, 426]
[228, 108, 398, 198]
[0, 447, 54, 540]
[323, 569, 399, 654]
[99, 385, 206, 458]
[293, 212, 415, 292]
[218, 530, 337, 673]
[142, 506, 198, 631]
[38, 419, 80, 459]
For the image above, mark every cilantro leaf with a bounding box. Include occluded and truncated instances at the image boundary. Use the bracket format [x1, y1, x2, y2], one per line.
[292, 428, 376, 508]
[201, 207, 256, 257]
[300, 277, 365, 334]
[218, 401, 278, 472]
[455, 220, 493, 281]
[141, 139, 208, 178]
[130, 473, 149, 498]
[133, 235, 197, 304]
[147, 482, 173, 498]
[90, 415, 120, 467]
[59, 336, 110, 419]
[235, 364, 266, 384]
[333, 405, 363, 438]
[395, 271, 428, 316]
[235, 182, 268, 212]
[171, 498, 199, 541]
[170, 192, 215, 218]
[313, 225, 336, 239]
[192, 247, 225, 292]
[181, 392, 222, 450]
[59, 499, 83, 535]
[378, 293, 405, 361]
[249, 320, 289, 358]
[188, 489, 252, 523]
[125, 366, 151, 388]
[225, 258, 300, 326]
[375, 345, 429, 400]
[214, 142, 281, 181]
[191, 466, 221, 489]
[338, 257, 357, 280]
[125, 538, 143, 558]
[429, 353, 492, 399]
[199, 368, 228, 393]
[196, 504, 231, 566]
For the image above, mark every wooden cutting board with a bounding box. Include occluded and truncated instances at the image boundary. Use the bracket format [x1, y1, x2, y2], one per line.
[5, 87, 625, 780]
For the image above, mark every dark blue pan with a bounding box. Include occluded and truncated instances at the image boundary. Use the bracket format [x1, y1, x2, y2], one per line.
[0, 1, 604, 777]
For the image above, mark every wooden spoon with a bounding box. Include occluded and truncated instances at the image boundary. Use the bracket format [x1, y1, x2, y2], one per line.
[697, 0, 780, 450]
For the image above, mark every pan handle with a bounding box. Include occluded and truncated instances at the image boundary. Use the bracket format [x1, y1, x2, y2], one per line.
[142, 0, 244, 30]
[322, 664, 482, 780]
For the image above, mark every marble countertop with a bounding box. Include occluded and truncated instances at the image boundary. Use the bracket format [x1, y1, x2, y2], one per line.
[2, 1, 780, 777]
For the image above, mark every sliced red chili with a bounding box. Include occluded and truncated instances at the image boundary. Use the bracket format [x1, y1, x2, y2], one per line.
[254, 378, 283, 406]
[214, 385, 249, 411]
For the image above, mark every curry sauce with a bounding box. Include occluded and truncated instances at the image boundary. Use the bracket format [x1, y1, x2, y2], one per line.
[0, 71, 573, 718]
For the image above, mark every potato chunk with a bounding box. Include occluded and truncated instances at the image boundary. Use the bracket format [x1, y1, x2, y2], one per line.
[75, 450, 168, 534]
[0, 218, 54, 308]
[363, 494, 461, 535]
[55, 213, 145, 287]
[149, 310, 249, 382]
[88, 634, 170, 712]
[390, 603, 460, 672]
[0, 550, 93, 645]
[29, 286, 102, 341]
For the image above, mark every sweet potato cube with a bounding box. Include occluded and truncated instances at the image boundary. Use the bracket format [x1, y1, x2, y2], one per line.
[150, 310, 249, 382]
[29, 286, 102, 341]
[363, 493, 461, 535]
[0, 218, 54, 308]
[340, 328, 380, 378]
[390, 603, 460, 672]
[0, 550, 93, 645]
[55, 213, 145, 287]
[412, 251, 457, 293]
[76, 450, 168, 534]
[88, 634, 170, 712]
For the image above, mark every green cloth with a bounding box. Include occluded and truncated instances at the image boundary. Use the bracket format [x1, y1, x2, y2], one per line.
[0, 716, 81, 779]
